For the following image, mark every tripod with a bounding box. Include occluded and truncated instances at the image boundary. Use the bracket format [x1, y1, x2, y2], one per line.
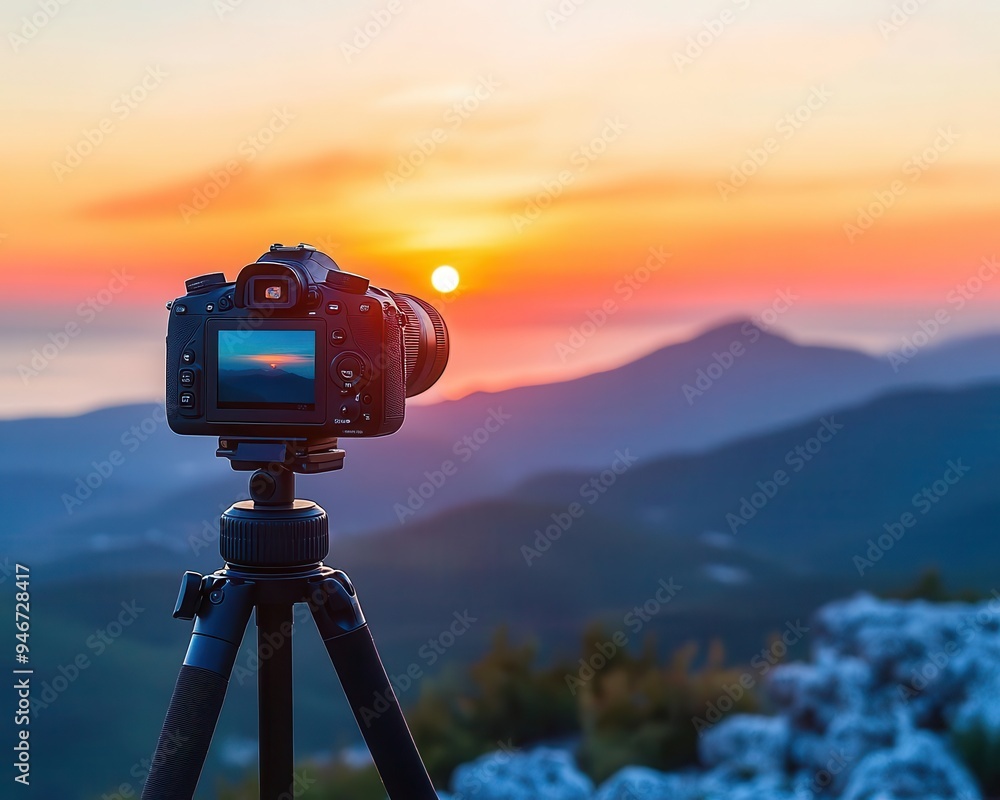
[141, 438, 438, 800]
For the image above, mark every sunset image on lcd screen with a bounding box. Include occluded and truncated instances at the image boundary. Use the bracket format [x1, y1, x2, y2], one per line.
[431, 266, 460, 294]
[217, 330, 316, 407]
[244, 354, 311, 371]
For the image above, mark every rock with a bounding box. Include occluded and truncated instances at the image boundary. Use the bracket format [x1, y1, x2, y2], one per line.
[450, 747, 594, 800]
[840, 730, 981, 800]
[594, 766, 694, 800]
[699, 714, 790, 777]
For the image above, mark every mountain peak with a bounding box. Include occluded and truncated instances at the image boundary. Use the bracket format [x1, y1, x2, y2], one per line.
[686, 317, 781, 347]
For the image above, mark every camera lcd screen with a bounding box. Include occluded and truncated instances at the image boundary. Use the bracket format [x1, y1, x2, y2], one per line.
[217, 329, 316, 409]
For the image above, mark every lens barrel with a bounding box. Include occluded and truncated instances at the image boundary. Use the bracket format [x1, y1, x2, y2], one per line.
[391, 293, 450, 398]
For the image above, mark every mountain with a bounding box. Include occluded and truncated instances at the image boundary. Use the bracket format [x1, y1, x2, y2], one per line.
[4, 320, 1000, 572]
[902, 331, 1000, 386]
[218, 366, 314, 404]
[515, 383, 1000, 581]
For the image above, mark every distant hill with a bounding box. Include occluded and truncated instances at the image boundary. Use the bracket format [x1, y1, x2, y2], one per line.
[515, 383, 1000, 581]
[900, 330, 1000, 386]
[3, 320, 1000, 569]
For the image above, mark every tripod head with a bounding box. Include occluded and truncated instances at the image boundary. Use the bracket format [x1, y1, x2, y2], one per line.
[216, 436, 346, 507]
[211, 437, 344, 565]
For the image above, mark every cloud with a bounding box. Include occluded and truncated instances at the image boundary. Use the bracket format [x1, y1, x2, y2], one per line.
[78, 148, 386, 221]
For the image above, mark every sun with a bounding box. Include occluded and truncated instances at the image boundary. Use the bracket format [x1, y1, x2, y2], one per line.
[431, 265, 460, 294]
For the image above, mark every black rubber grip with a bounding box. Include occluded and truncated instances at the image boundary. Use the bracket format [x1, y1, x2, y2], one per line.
[141, 665, 230, 800]
[325, 626, 437, 799]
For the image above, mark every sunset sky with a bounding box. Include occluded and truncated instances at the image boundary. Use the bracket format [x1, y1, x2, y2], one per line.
[2, 0, 999, 417]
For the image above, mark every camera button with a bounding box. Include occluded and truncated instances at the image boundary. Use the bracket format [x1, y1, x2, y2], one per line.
[358, 302, 374, 314]
[179, 392, 195, 409]
[331, 329, 346, 345]
[179, 369, 195, 388]
[182, 350, 196, 364]
[338, 358, 361, 382]
[362, 394, 372, 405]
[331, 354, 367, 391]
[219, 295, 233, 311]
[326, 302, 342, 315]
[174, 304, 188, 315]
[205, 303, 215, 313]
[336, 399, 361, 423]
[306, 288, 322, 309]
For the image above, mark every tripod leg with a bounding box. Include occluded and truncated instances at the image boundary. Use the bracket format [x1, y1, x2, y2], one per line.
[257, 604, 295, 799]
[142, 577, 255, 800]
[309, 572, 438, 800]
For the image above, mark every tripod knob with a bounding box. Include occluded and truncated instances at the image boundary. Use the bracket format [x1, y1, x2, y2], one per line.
[220, 501, 329, 567]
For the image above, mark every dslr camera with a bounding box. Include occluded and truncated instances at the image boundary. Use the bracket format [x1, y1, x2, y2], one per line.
[165, 243, 449, 441]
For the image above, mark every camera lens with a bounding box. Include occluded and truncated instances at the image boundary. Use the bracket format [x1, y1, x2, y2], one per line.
[391, 293, 450, 398]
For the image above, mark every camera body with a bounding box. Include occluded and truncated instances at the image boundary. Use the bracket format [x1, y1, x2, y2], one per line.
[166, 244, 446, 440]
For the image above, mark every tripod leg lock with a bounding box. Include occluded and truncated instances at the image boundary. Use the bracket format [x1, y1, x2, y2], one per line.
[173, 572, 204, 621]
[309, 571, 367, 641]
[183, 577, 255, 676]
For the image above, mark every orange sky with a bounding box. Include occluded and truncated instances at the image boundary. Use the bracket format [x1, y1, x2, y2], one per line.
[1, 1, 998, 416]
